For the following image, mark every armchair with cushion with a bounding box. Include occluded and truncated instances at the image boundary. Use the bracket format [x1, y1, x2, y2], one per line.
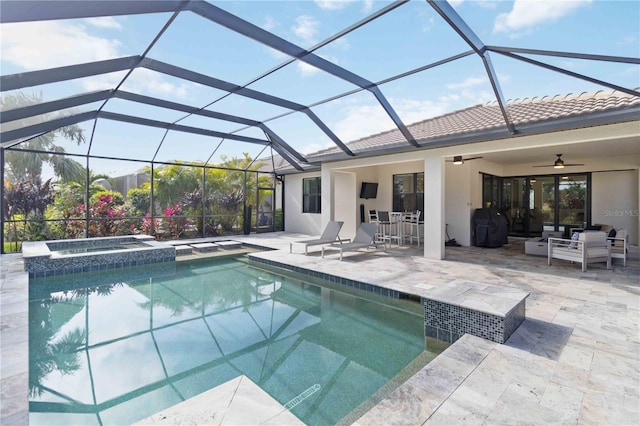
[608, 229, 628, 267]
[548, 231, 611, 272]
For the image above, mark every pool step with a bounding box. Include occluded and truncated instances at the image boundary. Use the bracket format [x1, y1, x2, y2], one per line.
[216, 241, 242, 250]
[174, 245, 193, 256]
[190, 243, 219, 253]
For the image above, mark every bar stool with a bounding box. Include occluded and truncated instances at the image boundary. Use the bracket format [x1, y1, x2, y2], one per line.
[391, 212, 405, 246]
[405, 210, 422, 247]
[375, 210, 391, 246]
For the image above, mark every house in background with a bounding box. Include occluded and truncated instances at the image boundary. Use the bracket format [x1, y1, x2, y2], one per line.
[281, 88, 640, 259]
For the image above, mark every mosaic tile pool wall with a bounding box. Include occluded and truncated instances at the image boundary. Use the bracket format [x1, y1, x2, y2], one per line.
[424, 298, 526, 344]
[22, 236, 175, 278]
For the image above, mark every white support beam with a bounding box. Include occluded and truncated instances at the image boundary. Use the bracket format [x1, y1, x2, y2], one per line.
[423, 156, 445, 259]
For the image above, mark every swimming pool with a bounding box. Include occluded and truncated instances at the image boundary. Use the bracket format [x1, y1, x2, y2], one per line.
[28, 255, 444, 425]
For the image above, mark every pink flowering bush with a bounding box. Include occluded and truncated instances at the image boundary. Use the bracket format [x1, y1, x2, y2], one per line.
[89, 194, 128, 237]
[141, 212, 158, 235]
[162, 204, 189, 239]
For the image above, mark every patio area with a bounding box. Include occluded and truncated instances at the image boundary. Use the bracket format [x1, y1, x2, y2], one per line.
[2, 232, 638, 424]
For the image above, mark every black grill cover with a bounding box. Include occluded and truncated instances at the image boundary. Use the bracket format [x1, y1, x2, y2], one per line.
[471, 208, 508, 248]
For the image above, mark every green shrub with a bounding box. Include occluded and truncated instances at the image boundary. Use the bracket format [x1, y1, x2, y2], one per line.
[126, 188, 150, 215]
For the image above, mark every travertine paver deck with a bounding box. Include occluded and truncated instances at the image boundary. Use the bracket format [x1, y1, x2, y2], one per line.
[2, 232, 638, 425]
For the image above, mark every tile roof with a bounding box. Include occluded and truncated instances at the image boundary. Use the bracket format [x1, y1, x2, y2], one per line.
[306, 88, 640, 160]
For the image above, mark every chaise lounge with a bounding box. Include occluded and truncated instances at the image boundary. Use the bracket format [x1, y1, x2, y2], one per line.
[321, 222, 380, 261]
[548, 231, 611, 272]
[290, 220, 350, 255]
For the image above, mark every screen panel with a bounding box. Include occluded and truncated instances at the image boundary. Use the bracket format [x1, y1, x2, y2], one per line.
[89, 119, 166, 161]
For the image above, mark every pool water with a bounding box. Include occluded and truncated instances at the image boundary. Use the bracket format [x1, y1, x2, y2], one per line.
[29, 256, 440, 425]
[53, 241, 151, 255]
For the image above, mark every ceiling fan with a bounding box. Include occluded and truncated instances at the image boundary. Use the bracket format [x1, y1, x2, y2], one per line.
[533, 154, 584, 169]
[446, 155, 483, 165]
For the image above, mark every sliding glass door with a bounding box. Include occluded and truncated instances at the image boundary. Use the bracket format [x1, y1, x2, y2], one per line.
[558, 175, 587, 236]
[483, 173, 589, 238]
[501, 177, 527, 236]
[529, 176, 555, 235]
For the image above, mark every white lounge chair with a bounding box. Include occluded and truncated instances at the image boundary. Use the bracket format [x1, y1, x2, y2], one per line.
[321, 222, 381, 261]
[289, 221, 350, 255]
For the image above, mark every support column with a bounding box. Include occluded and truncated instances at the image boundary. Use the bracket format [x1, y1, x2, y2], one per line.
[423, 156, 445, 259]
[321, 166, 335, 225]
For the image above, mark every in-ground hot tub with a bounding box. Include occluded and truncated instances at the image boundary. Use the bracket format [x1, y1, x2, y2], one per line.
[22, 235, 175, 278]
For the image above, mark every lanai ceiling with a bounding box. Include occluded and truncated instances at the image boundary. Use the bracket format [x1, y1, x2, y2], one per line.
[1, 0, 638, 176]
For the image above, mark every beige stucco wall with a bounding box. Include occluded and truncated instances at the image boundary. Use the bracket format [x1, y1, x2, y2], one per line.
[283, 172, 322, 235]
[592, 169, 639, 245]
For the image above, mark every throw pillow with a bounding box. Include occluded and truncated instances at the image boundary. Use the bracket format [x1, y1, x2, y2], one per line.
[568, 232, 580, 249]
[608, 228, 617, 238]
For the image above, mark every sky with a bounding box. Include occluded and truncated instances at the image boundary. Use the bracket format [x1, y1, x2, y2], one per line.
[1, 0, 639, 176]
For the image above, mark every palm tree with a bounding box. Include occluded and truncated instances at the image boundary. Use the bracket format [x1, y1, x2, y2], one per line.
[1, 92, 86, 183]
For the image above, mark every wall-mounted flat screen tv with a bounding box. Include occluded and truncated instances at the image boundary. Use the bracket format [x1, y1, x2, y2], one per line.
[359, 182, 378, 199]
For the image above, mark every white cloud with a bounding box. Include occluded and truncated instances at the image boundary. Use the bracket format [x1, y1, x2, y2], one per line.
[297, 61, 320, 76]
[1, 21, 121, 69]
[292, 15, 320, 45]
[296, 54, 338, 76]
[1, 21, 191, 100]
[78, 71, 128, 92]
[447, 76, 487, 90]
[393, 98, 453, 124]
[333, 103, 392, 142]
[361, 0, 373, 13]
[476, 1, 499, 9]
[315, 0, 349, 11]
[126, 69, 191, 99]
[331, 37, 351, 51]
[330, 97, 453, 142]
[298, 141, 335, 154]
[422, 16, 436, 33]
[494, 0, 591, 34]
[79, 68, 190, 100]
[328, 83, 500, 143]
[85, 17, 122, 29]
[315, 0, 372, 12]
[262, 16, 278, 32]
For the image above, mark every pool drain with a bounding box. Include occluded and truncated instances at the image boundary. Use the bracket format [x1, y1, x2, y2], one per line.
[284, 384, 321, 410]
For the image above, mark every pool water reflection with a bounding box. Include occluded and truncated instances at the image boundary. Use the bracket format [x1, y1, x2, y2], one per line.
[29, 256, 441, 425]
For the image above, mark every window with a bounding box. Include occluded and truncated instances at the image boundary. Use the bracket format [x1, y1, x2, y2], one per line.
[303, 177, 321, 213]
[393, 173, 424, 219]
